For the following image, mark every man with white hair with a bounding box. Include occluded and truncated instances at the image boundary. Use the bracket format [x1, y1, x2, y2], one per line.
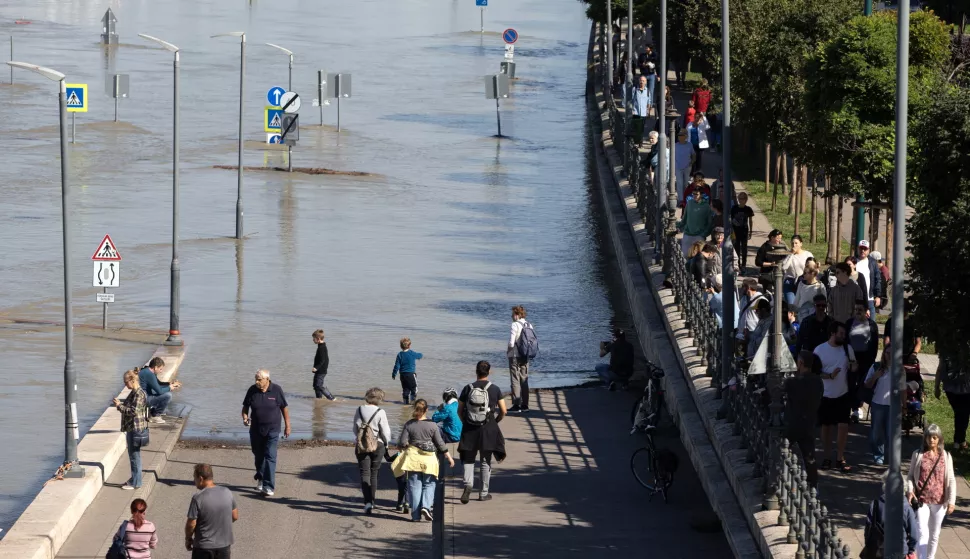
[241, 369, 291, 497]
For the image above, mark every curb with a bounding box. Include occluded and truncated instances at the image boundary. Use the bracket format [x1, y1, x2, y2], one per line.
[0, 344, 186, 559]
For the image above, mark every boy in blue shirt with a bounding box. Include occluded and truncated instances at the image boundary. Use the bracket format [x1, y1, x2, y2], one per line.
[391, 337, 423, 404]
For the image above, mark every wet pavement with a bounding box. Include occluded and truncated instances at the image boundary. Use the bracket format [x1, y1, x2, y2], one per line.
[0, 0, 633, 530]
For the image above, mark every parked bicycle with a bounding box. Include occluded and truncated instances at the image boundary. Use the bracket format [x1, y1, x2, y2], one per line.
[630, 361, 666, 434]
[629, 361, 678, 502]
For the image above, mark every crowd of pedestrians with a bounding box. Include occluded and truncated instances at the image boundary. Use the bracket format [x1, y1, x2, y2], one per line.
[108, 305, 541, 557]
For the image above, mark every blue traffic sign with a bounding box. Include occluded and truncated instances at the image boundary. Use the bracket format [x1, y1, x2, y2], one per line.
[476, 0, 487, 5]
[269, 134, 282, 144]
[267, 86, 286, 107]
[503, 28, 518, 44]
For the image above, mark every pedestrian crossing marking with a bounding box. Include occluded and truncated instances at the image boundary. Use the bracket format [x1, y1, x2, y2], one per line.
[65, 84, 88, 113]
[270, 114, 281, 128]
[67, 92, 81, 106]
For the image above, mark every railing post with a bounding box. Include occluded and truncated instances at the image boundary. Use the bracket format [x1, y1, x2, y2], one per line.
[778, 439, 790, 525]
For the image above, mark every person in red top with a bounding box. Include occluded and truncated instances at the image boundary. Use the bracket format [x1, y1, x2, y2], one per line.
[680, 173, 711, 208]
[692, 79, 712, 114]
[684, 99, 696, 128]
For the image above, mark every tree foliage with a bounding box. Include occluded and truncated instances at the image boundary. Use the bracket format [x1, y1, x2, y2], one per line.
[803, 10, 951, 202]
[908, 84, 970, 362]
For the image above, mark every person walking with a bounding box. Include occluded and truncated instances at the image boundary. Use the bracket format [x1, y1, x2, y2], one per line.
[432, 388, 463, 443]
[864, 350, 893, 465]
[690, 112, 711, 174]
[863, 473, 919, 559]
[352, 387, 391, 514]
[120, 498, 157, 559]
[392, 399, 455, 522]
[691, 78, 712, 114]
[795, 294, 832, 354]
[138, 357, 181, 423]
[934, 350, 970, 452]
[907, 424, 957, 559]
[507, 306, 536, 413]
[392, 337, 423, 404]
[730, 192, 755, 272]
[846, 301, 879, 423]
[629, 75, 650, 146]
[784, 351, 824, 488]
[458, 361, 507, 504]
[311, 329, 335, 401]
[241, 369, 291, 497]
[827, 262, 864, 324]
[185, 463, 238, 559]
[814, 321, 857, 473]
[674, 130, 695, 207]
[781, 235, 814, 305]
[113, 368, 150, 490]
[856, 240, 884, 318]
[677, 188, 714, 256]
[792, 261, 827, 322]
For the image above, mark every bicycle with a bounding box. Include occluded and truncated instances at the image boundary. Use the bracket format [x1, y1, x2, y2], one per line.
[630, 361, 666, 435]
[630, 425, 676, 502]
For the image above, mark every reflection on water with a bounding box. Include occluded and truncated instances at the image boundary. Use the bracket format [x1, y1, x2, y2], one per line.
[0, 0, 627, 530]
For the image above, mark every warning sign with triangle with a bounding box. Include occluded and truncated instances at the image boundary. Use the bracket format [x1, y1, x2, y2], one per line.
[91, 234, 122, 261]
[65, 84, 88, 113]
[270, 113, 282, 128]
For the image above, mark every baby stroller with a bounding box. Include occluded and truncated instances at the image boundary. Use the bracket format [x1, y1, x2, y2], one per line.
[902, 360, 926, 436]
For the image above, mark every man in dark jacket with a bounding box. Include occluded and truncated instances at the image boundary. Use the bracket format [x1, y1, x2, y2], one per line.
[864, 480, 918, 559]
[785, 351, 824, 487]
[856, 240, 884, 318]
[597, 329, 635, 390]
[794, 294, 832, 355]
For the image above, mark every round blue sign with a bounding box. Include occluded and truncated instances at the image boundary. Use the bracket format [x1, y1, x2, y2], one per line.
[267, 87, 286, 107]
[269, 134, 282, 144]
[503, 28, 518, 44]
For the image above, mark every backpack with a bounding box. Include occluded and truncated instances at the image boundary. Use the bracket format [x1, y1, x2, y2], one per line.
[515, 322, 539, 361]
[105, 521, 129, 559]
[464, 382, 493, 426]
[860, 499, 885, 559]
[355, 407, 382, 454]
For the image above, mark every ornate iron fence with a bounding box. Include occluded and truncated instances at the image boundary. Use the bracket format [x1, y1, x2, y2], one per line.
[590, 22, 847, 559]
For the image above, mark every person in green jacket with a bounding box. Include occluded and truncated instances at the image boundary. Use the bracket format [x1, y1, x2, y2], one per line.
[677, 188, 713, 255]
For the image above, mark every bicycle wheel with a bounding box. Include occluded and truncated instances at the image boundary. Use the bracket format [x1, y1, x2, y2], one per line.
[630, 446, 658, 491]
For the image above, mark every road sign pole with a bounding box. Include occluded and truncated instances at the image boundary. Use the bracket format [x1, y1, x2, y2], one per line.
[319, 71, 324, 126]
[168, 49, 182, 345]
[481, 8, 484, 33]
[236, 35, 245, 240]
[288, 55, 293, 92]
[9, 36, 12, 84]
[114, 76, 119, 122]
[58, 78, 82, 475]
[71, 113, 75, 143]
[336, 75, 341, 132]
[102, 287, 107, 330]
[493, 76, 502, 137]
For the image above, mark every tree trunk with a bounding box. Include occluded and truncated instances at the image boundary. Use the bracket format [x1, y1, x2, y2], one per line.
[832, 196, 845, 262]
[885, 208, 893, 272]
[787, 158, 797, 215]
[773, 153, 783, 206]
[871, 207, 881, 251]
[810, 170, 818, 244]
[799, 165, 809, 215]
[781, 153, 789, 195]
[793, 173, 801, 235]
[765, 143, 771, 193]
[826, 191, 837, 264]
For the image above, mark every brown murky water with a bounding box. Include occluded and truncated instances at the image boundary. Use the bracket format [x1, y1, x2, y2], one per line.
[0, 0, 631, 529]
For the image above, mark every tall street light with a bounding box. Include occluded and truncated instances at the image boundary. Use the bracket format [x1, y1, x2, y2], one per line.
[8, 61, 83, 477]
[265, 43, 293, 91]
[212, 31, 246, 240]
[885, 0, 911, 555]
[138, 33, 183, 347]
[719, 0, 736, 406]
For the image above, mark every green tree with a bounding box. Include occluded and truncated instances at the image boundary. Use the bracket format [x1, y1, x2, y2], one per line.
[908, 84, 970, 363]
[803, 10, 951, 202]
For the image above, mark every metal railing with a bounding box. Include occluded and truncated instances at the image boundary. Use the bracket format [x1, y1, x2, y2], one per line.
[590, 22, 846, 559]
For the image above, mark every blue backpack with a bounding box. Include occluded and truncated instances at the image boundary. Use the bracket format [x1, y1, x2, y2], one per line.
[515, 322, 539, 360]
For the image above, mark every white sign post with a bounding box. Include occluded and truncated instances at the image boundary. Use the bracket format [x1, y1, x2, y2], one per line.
[91, 234, 121, 329]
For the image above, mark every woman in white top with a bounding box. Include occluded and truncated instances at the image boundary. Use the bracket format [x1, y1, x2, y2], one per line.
[864, 351, 893, 465]
[352, 387, 392, 514]
[906, 424, 957, 559]
[792, 260, 827, 322]
[782, 235, 814, 305]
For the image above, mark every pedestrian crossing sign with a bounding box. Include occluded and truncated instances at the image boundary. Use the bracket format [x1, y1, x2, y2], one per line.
[265, 106, 282, 132]
[66, 84, 88, 113]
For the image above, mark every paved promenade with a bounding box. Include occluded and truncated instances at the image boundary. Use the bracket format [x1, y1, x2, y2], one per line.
[54, 388, 731, 559]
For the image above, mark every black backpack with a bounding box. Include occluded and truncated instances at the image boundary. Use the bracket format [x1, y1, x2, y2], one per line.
[105, 521, 129, 559]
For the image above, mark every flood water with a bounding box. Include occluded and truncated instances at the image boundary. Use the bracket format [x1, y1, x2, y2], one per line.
[0, 0, 626, 530]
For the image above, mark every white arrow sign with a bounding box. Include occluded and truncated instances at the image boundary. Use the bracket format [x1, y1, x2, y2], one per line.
[93, 261, 121, 288]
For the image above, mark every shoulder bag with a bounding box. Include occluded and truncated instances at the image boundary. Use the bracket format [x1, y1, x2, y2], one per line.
[911, 451, 944, 510]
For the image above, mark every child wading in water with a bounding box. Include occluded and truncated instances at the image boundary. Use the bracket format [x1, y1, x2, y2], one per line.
[311, 329, 335, 400]
[392, 337, 423, 404]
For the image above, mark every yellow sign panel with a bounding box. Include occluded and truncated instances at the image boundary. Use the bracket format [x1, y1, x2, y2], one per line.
[65, 84, 88, 113]
[265, 106, 282, 132]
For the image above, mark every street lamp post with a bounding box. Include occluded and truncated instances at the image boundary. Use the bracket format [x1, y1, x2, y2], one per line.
[7, 61, 83, 477]
[138, 34, 182, 347]
[212, 32, 246, 240]
[720, 0, 736, 407]
[265, 43, 294, 173]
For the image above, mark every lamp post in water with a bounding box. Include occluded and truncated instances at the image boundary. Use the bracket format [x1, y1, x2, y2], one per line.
[265, 43, 293, 91]
[7, 61, 83, 477]
[138, 33, 182, 347]
[212, 31, 246, 240]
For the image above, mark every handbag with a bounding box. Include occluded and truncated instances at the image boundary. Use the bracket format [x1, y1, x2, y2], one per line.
[911, 451, 944, 510]
[105, 520, 129, 559]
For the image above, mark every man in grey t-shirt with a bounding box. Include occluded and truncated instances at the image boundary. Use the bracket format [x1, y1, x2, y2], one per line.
[185, 463, 238, 559]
